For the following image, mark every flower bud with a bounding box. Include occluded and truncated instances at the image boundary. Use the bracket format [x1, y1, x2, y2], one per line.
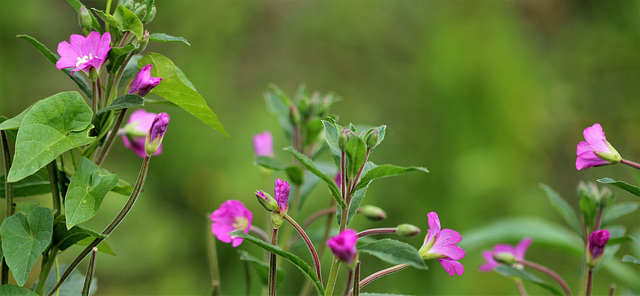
[396, 224, 420, 238]
[255, 190, 278, 212]
[493, 252, 518, 265]
[121, 0, 135, 11]
[271, 212, 285, 229]
[78, 5, 93, 34]
[338, 129, 350, 151]
[365, 129, 379, 149]
[359, 205, 386, 221]
[587, 229, 610, 268]
[274, 178, 290, 213]
[128, 64, 161, 96]
[133, 31, 150, 54]
[142, 5, 156, 24]
[134, 5, 148, 21]
[327, 229, 358, 264]
[145, 113, 169, 156]
[289, 105, 301, 126]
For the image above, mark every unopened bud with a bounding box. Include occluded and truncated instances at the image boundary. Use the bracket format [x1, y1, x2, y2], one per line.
[142, 6, 156, 24]
[271, 212, 284, 229]
[493, 252, 518, 265]
[133, 31, 150, 53]
[396, 224, 420, 238]
[359, 205, 386, 221]
[587, 229, 610, 268]
[134, 5, 148, 21]
[256, 190, 278, 212]
[121, 0, 135, 11]
[289, 105, 301, 125]
[145, 113, 169, 156]
[366, 129, 379, 149]
[78, 6, 93, 34]
[338, 129, 350, 151]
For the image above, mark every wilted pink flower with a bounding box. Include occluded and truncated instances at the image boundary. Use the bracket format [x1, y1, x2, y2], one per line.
[576, 123, 621, 170]
[479, 237, 532, 271]
[253, 131, 273, 157]
[274, 178, 290, 211]
[121, 110, 162, 158]
[129, 64, 162, 96]
[327, 229, 358, 264]
[211, 200, 253, 247]
[56, 31, 111, 74]
[145, 113, 169, 156]
[588, 230, 610, 261]
[418, 212, 465, 276]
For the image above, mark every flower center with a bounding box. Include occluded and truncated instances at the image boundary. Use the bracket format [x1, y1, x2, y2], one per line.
[233, 217, 249, 232]
[75, 53, 94, 67]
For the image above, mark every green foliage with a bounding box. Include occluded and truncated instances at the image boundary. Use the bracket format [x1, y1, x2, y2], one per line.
[0, 102, 34, 131]
[38, 264, 97, 296]
[7, 92, 94, 182]
[65, 0, 102, 33]
[238, 251, 284, 286]
[358, 239, 427, 270]
[0, 285, 38, 296]
[138, 53, 228, 137]
[355, 164, 429, 192]
[622, 255, 640, 265]
[598, 177, 640, 198]
[539, 184, 582, 236]
[111, 178, 134, 196]
[230, 230, 325, 295]
[106, 43, 139, 74]
[0, 207, 53, 286]
[0, 168, 50, 198]
[264, 85, 293, 140]
[113, 5, 144, 40]
[602, 201, 639, 227]
[345, 186, 368, 225]
[493, 265, 564, 296]
[64, 157, 119, 228]
[52, 216, 105, 252]
[149, 33, 190, 46]
[97, 94, 144, 115]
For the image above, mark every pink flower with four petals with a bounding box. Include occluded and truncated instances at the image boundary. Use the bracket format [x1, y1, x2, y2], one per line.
[210, 200, 253, 247]
[418, 212, 465, 276]
[56, 31, 111, 74]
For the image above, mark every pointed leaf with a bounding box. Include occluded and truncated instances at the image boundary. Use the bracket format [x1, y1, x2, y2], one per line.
[65, 0, 102, 32]
[346, 135, 367, 179]
[0, 285, 38, 296]
[97, 94, 144, 115]
[539, 184, 582, 236]
[0, 103, 36, 131]
[264, 85, 293, 140]
[602, 202, 639, 226]
[493, 265, 564, 296]
[113, 5, 144, 40]
[298, 161, 336, 211]
[149, 33, 191, 46]
[230, 231, 325, 295]
[106, 43, 139, 73]
[341, 186, 368, 225]
[8, 92, 94, 182]
[254, 156, 287, 170]
[39, 264, 98, 296]
[238, 251, 284, 286]
[1, 168, 50, 198]
[358, 239, 427, 270]
[91, 8, 119, 29]
[355, 164, 429, 192]
[284, 147, 345, 208]
[0, 207, 53, 286]
[64, 157, 118, 229]
[110, 178, 134, 196]
[16, 35, 92, 97]
[76, 237, 115, 255]
[138, 53, 228, 137]
[622, 255, 640, 264]
[598, 178, 640, 197]
[118, 54, 142, 89]
[52, 215, 105, 251]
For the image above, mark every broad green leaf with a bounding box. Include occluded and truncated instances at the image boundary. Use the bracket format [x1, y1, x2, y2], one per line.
[65, 157, 119, 229]
[52, 215, 105, 252]
[238, 251, 284, 286]
[97, 94, 144, 115]
[355, 164, 429, 192]
[16, 35, 92, 97]
[76, 237, 115, 255]
[230, 231, 325, 295]
[0, 285, 38, 296]
[65, 0, 102, 32]
[358, 239, 427, 270]
[92, 8, 119, 29]
[106, 43, 139, 73]
[493, 265, 564, 296]
[622, 255, 640, 264]
[265, 85, 293, 140]
[15, 201, 40, 215]
[38, 264, 97, 296]
[139, 53, 228, 137]
[111, 178, 134, 196]
[602, 202, 639, 226]
[176, 66, 197, 91]
[598, 177, 640, 197]
[0, 207, 53, 286]
[539, 184, 582, 236]
[1, 168, 50, 198]
[285, 166, 303, 186]
[149, 33, 191, 46]
[113, 5, 144, 40]
[284, 147, 345, 208]
[7, 92, 94, 182]
[0, 103, 35, 130]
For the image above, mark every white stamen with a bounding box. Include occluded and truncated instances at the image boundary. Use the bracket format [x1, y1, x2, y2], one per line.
[75, 55, 89, 67]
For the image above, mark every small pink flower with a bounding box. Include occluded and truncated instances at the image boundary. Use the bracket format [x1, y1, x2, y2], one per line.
[576, 123, 621, 170]
[418, 212, 465, 276]
[121, 110, 163, 158]
[327, 229, 358, 264]
[210, 200, 253, 247]
[479, 237, 532, 271]
[56, 31, 111, 74]
[129, 64, 162, 96]
[253, 131, 273, 157]
[145, 113, 169, 156]
[588, 230, 610, 261]
[274, 178, 290, 211]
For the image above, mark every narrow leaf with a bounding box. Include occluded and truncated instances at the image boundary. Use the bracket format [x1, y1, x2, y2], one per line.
[355, 164, 429, 192]
[494, 265, 564, 296]
[264, 85, 293, 140]
[345, 186, 368, 225]
[345, 135, 367, 179]
[52, 216, 105, 252]
[111, 178, 134, 196]
[1, 168, 50, 198]
[358, 239, 427, 270]
[138, 53, 228, 137]
[230, 231, 325, 295]
[602, 202, 639, 226]
[539, 184, 583, 236]
[0, 103, 35, 131]
[76, 237, 115, 255]
[97, 94, 144, 115]
[91, 9, 119, 30]
[254, 156, 286, 170]
[622, 255, 640, 264]
[284, 147, 345, 208]
[598, 177, 640, 197]
[149, 33, 191, 46]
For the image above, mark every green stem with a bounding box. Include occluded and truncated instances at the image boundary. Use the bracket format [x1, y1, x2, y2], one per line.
[348, 149, 370, 196]
[515, 278, 528, 296]
[81, 247, 98, 296]
[268, 227, 279, 296]
[47, 156, 151, 296]
[91, 79, 97, 115]
[35, 246, 59, 295]
[206, 213, 221, 296]
[96, 76, 103, 110]
[324, 257, 341, 296]
[47, 162, 61, 218]
[95, 109, 128, 166]
[348, 264, 409, 296]
[107, 52, 134, 106]
[608, 284, 616, 296]
[352, 262, 360, 296]
[521, 260, 572, 296]
[621, 159, 640, 170]
[283, 213, 322, 284]
[356, 228, 397, 238]
[105, 0, 113, 32]
[586, 269, 593, 296]
[1, 131, 13, 285]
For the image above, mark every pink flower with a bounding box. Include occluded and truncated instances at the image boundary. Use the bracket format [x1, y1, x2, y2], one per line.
[576, 123, 621, 170]
[145, 113, 169, 156]
[121, 110, 163, 158]
[327, 229, 358, 264]
[588, 230, 610, 261]
[253, 131, 273, 157]
[334, 172, 341, 189]
[210, 200, 253, 247]
[479, 237, 532, 271]
[128, 64, 162, 96]
[418, 212, 465, 276]
[274, 178, 290, 211]
[56, 31, 111, 74]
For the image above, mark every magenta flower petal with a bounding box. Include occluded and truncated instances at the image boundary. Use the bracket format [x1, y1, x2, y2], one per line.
[253, 131, 274, 157]
[129, 64, 162, 96]
[429, 229, 465, 260]
[419, 212, 465, 276]
[588, 230, 610, 260]
[210, 200, 253, 247]
[438, 258, 464, 276]
[479, 237, 532, 272]
[479, 251, 499, 271]
[145, 113, 170, 156]
[56, 32, 111, 74]
[576, 123, 620, 170]
[425, 212, 442, 244]
[121, 110, 163, 158]
[327, 229, 358, 264]
[274, 178, 290, 211]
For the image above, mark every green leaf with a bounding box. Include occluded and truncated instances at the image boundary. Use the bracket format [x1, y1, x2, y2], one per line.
[64, 157, 119, 229]
[264, 85, 293, 140]
[15, 201, 40, 215]
[97, 94, 144, 115]
[493, 265, 564, 296]
[0, 207, 53, 286]
[138, 53, 228, 137]
[1, 168, 50, 198]
[345, 135, 367, 179]
[76, 237, 115, 255]
[598, 177, 640, 197]
[608, 235, 633, 246]
[7, 92, 94, 182]
[176, 66, 197, 91]
[358, 239, 427, 270]
[113, 5, 144, 40]
[65, 0, 102, 32]
[0, 103, 35, 131]
[345, 186, 368, 225]
[230, 231, 325, 295]
[602, 202, 639, 226]
[111, 178, 134, 196]
[0, 285, 38, 296]
[149, 33, 190, 46]
[355, 164, 429, 192]
[622, 255, 640, 264]
[118, 54, 142, 89]
[539, 184, 582, 236]
[298, 161, 336, 211]
[238, 251, 284, 286]
[38, 264, 98, 296]
[92, 8, 120, 29]
[16, 35, 92, 97]
[284, 147, 345, 208]
[255, 156, 286, 170]
[106, 43, 139, 73]
[52, 215, 105, 252]
[285, 166, 304, 186]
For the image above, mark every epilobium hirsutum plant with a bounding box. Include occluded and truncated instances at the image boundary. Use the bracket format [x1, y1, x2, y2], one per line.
[0, 0, 226, 294]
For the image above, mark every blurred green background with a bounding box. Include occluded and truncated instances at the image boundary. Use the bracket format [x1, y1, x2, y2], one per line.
[1, 0, 639, 295]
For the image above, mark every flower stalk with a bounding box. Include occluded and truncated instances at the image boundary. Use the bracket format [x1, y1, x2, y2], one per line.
[1, 130, 12, 285]
[95, 108, 128, 166]
[348, 264, 409, 296]
[268, 227, 279, 296]
[282, 213, 322, 283]
[81, 247, 98, 296]
[620, 159, 640, 170]
[520, 260, 571, 296]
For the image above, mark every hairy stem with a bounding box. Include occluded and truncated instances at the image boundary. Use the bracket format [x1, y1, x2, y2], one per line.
[357, 228, 397, 238]
[1, 131, 13, 285]
[268, 227, 279, 296]
[283, 213, 322, 284]
[95, 109, 128, 166]
[349, 264, 409, 296]
[81, 247, 98, 296]
[35, 246, 59, 295]
[621, 159, 640, 170]
[586, 269, 593, 296]
[521, 260, 571, 296]
[352, 262, 360, 296]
